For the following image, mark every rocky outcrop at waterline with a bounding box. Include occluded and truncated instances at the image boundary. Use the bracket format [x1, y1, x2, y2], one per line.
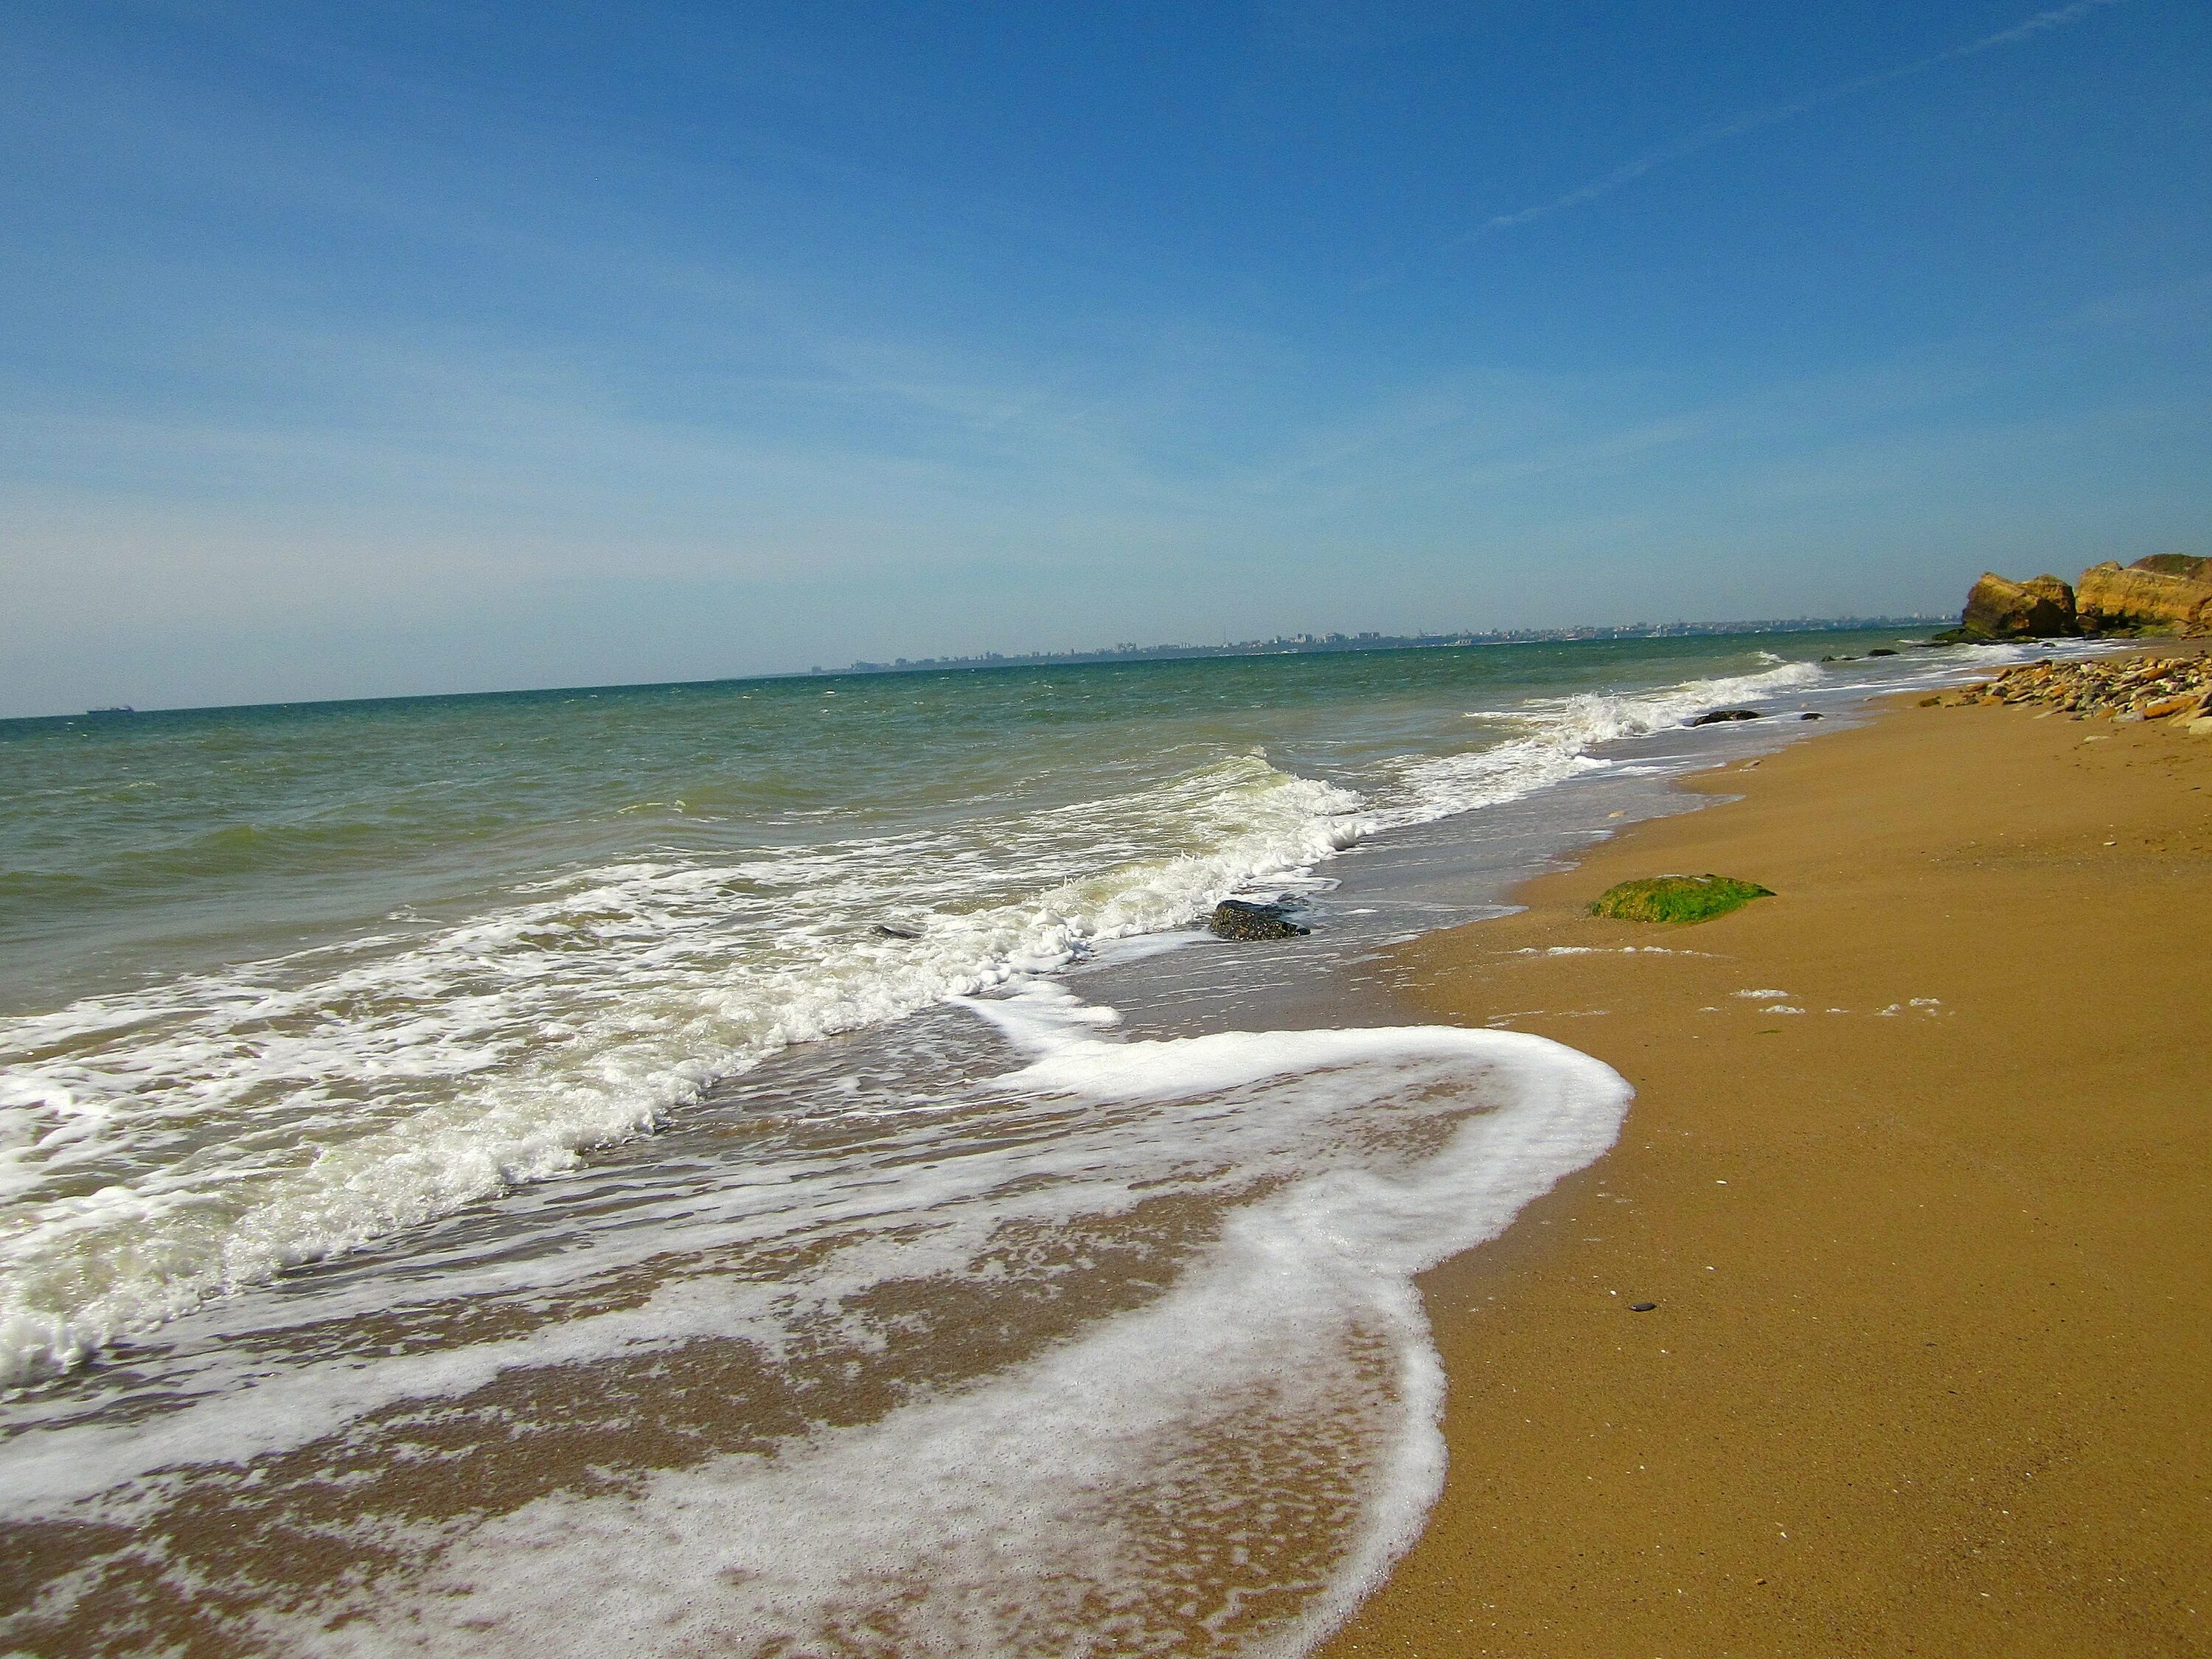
[2076, 557, 2212, 636]
[1938, 554, 2211, 642]
[1951, 572, 2081, 641]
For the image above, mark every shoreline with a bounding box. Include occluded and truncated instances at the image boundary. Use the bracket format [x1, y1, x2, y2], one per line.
[5, 643, 2182, 1656]
[1322, 671, 2211, 1656]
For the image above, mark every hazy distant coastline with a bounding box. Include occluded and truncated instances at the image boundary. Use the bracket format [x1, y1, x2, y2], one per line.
[815, 615, 1943, 676]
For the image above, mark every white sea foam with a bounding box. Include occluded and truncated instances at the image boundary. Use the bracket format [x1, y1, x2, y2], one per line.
[1394, 659, 1820, 827]
[206, 990, 1628, 1658]
[1515, 945, 1704, 956]
[0, 758, 1360, 1380]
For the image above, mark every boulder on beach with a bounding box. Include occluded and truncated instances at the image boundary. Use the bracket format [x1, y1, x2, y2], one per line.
[1688, 709, 1763, 726]
[1949, 571, 2081, 641]
[2076, 557, 2212, 636]
[1208, 899, 1310, 940]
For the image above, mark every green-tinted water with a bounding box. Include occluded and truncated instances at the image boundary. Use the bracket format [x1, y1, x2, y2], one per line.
[1, 636, 1876, 1009]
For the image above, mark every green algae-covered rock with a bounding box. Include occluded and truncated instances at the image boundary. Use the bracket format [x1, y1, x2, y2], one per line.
[1588, 874, 1773, 925]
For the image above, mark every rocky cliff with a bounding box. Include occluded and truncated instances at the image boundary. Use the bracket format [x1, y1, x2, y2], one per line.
[1942, 554, 2211, 641]
[2076, 556, 2212, 636]
[1952, 571, 2080, 640]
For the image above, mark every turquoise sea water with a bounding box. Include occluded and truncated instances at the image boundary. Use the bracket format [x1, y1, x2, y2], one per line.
[0, 630, 2012, 1656]
[3, 637, 1876, 1009]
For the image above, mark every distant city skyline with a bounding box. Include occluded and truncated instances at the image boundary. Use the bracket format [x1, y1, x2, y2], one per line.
[18, 611, 1951, 718]
[819, 613, 1942, 678]
[3, 0, 2207, 717]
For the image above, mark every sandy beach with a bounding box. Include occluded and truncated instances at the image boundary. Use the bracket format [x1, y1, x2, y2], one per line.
[1324, 666, 2212, 1656]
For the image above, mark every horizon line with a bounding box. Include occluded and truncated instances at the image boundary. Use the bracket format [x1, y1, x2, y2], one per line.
[7, 613, 1948, 725]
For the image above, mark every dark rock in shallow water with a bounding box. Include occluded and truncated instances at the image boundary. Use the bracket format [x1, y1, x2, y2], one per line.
[1868, 647, 1897, 657]
[874, 923, 922, 939]
[1688, 709, 1763, 726]
[1800, 712, 1823, 720]
[1208, 899, 1310, 940]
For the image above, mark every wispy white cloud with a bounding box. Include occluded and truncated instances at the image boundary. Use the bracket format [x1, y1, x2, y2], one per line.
[1466, 0, 2134, 238]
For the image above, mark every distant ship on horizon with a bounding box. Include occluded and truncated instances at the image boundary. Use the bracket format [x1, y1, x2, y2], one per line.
[86, 705, 135, 715]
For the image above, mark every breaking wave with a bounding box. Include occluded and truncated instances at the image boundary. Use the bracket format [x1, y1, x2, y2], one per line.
[0, 657, 1818, 1382]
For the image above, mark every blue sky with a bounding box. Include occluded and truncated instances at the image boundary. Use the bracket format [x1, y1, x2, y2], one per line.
[2, 0, 2207, 713]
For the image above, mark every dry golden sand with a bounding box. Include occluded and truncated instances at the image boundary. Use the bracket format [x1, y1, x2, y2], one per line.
[1322, 682, 2212, 1658]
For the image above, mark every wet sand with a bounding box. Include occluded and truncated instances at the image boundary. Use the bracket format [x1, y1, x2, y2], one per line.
[1324, 678, 2212, 1656]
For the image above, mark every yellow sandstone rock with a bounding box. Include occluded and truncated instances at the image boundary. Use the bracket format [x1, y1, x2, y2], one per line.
[2076, 556, 2212, 636]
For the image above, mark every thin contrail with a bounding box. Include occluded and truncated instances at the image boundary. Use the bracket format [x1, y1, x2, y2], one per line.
[1464, 0, 2132, 240]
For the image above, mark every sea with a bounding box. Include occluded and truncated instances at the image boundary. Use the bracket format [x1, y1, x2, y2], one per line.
[0, 632, 2039, 1656]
